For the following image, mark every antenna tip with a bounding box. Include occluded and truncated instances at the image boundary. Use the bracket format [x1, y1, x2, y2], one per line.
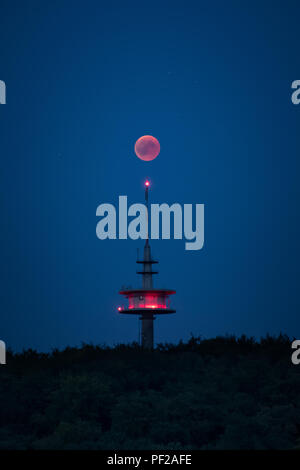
[145, 180, 150, 187]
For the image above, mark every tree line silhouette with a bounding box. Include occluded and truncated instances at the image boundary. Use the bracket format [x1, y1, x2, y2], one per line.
[0, 334, 299, 449]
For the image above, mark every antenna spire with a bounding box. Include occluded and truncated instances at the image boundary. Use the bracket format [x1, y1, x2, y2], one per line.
[145, 180, 150, 245]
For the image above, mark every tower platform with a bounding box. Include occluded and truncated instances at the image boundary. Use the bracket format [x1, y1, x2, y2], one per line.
[119, 289, 175, 314]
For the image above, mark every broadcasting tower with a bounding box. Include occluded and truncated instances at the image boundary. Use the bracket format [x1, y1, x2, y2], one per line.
[118, 180, 176, 349]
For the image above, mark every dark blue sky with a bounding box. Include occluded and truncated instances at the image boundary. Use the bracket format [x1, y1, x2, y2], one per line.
[1, 0, 300, 351]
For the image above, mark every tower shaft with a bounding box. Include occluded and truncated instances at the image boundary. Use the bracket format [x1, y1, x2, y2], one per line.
[141, 313, 154, 349]
[142, 241, 153, 289]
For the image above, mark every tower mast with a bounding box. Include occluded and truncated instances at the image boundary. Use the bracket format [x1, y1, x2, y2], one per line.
[141, 180, 155, 347]
[118, 180, 176, 350]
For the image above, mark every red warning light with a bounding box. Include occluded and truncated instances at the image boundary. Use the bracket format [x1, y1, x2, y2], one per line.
[117, 307, 122, 311]
[145, 180, 150, 187]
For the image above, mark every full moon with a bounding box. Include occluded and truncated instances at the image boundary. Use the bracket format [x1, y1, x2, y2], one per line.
[134, 135, 160, 162]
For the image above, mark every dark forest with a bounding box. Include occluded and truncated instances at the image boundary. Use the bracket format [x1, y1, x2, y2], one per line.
[0, 335, 299, 450]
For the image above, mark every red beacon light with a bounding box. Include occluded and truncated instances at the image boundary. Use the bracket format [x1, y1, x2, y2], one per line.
[145, 180, 150, 187]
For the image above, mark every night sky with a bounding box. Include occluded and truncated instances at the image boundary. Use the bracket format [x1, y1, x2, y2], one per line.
[1, 1, 300, 351]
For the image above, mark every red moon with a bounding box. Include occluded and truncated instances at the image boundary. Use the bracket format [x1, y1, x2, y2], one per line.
[134, 135, 160, 162]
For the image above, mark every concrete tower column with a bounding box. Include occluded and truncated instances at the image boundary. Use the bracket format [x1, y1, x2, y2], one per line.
[141, 314, 154, 349]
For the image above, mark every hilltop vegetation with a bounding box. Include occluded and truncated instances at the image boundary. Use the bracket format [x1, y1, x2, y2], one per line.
[0, 335, 299, 449]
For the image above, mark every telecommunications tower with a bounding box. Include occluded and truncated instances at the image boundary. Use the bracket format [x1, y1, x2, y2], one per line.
[118, 180, 176, 349]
